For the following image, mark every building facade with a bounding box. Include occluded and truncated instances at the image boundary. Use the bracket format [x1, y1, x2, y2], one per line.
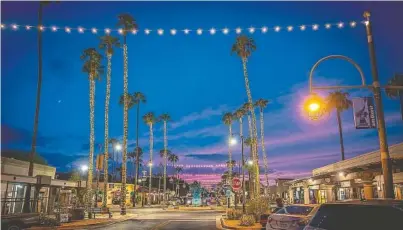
[288, 143, 403, 204]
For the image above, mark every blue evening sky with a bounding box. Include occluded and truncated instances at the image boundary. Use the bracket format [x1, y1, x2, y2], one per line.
[1, 1, 402, 184]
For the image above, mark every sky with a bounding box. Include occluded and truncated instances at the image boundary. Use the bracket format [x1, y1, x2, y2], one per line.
[1, 1, 403, 186]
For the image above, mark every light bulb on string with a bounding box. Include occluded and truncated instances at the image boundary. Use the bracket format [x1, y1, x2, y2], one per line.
[209, 28, 216, 35]
[170, 29, 177, 35]
[25, 25, 31, 30]
[287, 26, 293, 32]
[223, 28, 229, 34]
[1, 24, 5, 29]
[197, 28, 202, 35]
[11, 24, 18, 30]
[325, 23, 331, 29]
[235, 27, 242, 34]
[39, 25, 44, 31]
[145, 29, 150, 35]
[91, 28, 97, 34]
[183, 29, 190, 34]
[248, 27, 255, 34]
[261, 26, 268, 33]
[131, 29, 137, 34]
[51, 26, 57, 32]
[65, 27, 71, 33]
[338, 22, 344, 28]
[78, 27, 84, 33]
[350, 21, 357, 27]
[364, 20, 369, 26]
[118, 28, 124, 34]
[312, 24, 319, 31]
[105, 28, 111, 34]
[274, 26, 280, 32]
[157, 29, 164, 35]
[300, 25, 306, 31]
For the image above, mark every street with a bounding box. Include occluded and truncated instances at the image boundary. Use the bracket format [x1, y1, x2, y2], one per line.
[96, 209, 222, 230]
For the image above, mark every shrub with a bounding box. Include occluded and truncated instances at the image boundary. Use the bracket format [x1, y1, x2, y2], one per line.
[246, 197, 271, 221]
[239, 214, 256, 226]
[226, 208, 243, 220]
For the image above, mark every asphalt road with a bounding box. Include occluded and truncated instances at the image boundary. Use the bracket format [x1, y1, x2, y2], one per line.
[96, 210, 222, 230]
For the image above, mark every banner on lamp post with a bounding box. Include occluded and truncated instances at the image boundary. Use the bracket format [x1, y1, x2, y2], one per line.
[400, 92, 403, 121]
[352, 97, 377, 129]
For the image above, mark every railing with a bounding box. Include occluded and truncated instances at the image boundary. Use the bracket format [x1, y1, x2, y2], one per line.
[1, 198, 47, 215]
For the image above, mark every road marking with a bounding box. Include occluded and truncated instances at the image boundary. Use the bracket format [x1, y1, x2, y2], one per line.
[150, 220, 171, 230]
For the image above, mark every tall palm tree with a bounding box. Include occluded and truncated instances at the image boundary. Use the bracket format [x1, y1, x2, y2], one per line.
[117, 13, 137, 215]
[159, 113, 171, 206]
[243, 137, 254, 198]
[132, 146, 143, 206]
[99, 35, 120, 208]
[25, 1, 58, 213]
[81, 48, 104, 212]
[174, 166, 183, 196]
[222, 112, 234, 183]
[143, 112, 156, 205]
[233, 107, 246, 139]
[325, 91, 352, 161]
[242, 102, 258, 195]
[255, 99, 270, 191]
[168, 153, 179, 193]
[386, 74, 403, 116]
[132, 92, 146, 203]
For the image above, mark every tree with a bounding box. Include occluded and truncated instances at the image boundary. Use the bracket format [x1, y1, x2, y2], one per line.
[233, 107, 246, 138]
[325, 91, 352, 161]
[244, 137, 254, 198]
[81, 48, 104, 212]
[99, 35, 120, 208]
[222, 112, 234, 183]
[117, 13, 137, 215]
[132, 92, 146, 207]
[158, 113, 171, 206]
[254, 99, 270, 191]
[143, 112, 156, 205]
[232, 35, 260, 196]
[168, 153, 179, 194]
[174, 166, 183, 195]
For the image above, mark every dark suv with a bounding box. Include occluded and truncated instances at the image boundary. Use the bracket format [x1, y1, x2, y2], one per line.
[303, 200, 403, 230]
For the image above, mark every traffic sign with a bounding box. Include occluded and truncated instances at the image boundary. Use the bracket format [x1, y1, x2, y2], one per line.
[232, 177, 241, 191]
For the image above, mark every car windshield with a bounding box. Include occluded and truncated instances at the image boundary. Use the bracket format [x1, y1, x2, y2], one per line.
[278, 206, 314, 215]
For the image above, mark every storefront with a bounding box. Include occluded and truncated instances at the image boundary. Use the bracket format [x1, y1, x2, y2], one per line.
[293, 187, 304, 204]
[309, 185, 328, 204]
[336, 180, 363, 201]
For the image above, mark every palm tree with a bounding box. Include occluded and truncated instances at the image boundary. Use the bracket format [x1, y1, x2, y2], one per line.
[159, 113, 171, 206]
[168, 153, 179, 193]
[132, 146, 143, 206]
[132, 92, 146, 199]
[243, 137, 254, 198]
[325, 91, 352, 161]
[174, 166, 183, 195]
[117, 13, 137, 215]
[233, 107, 246, 138]
[222, 112, 234, 183]
[255, 99, 270, 191]
[81, 48, 104, 212]
[99, 35, 120, 208]
[143, 112, 156, 205]
[232, 35, 260, 195]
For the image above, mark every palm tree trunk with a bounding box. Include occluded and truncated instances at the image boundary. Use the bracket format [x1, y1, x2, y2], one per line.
[260, 108, 269, 194]
[134, 103, 140, 207]
[241, 57, 260, 197]
[102, 54, 112, 208]
[121, 38, 128, 215]
[149, 123, 153, 205]
[228, 124, 233, 183]
[336, 109, 345, 160]
[163, 121, 167, 206]
[24, 2, 44, 213]
[87, 79, 95, 214]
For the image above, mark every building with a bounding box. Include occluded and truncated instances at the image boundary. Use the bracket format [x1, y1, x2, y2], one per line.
[288, 143, 403, 204]
[268, 178, 293, 199]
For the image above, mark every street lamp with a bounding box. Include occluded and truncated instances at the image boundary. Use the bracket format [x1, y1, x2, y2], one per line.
[305, 12, 403, 199]
[115, 143, 122, 151]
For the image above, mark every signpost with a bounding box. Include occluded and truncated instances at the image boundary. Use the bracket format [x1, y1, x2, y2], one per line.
[232, 177, 241, 191]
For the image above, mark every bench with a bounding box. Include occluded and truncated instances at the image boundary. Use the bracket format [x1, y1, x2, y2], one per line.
[90, 207, 112, 218]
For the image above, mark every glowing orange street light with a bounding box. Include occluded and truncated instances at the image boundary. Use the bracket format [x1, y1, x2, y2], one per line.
[303, 93, 326, 120]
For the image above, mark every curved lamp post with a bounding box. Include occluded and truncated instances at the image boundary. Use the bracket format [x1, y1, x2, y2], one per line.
[305, 12, 403, 199]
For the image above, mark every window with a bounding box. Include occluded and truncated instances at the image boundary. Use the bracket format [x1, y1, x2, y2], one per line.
[275, 208, 286, 214]
[309, 204, 403, 230]
[284, 205, 314, 215]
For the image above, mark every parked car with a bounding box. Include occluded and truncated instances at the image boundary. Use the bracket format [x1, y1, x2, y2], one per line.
[266, 204, 319, 230]
[1, 213, 41, 230]
[304, 199, 403, 230]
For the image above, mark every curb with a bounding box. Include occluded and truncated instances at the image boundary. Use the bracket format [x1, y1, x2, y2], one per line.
[220, 217, 262, 230]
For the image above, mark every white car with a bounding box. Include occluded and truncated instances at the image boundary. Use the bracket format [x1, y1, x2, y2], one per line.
[266, 204, 318, 230]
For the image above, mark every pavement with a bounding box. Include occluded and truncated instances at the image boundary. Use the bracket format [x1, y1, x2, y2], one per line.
[94, 208, 225, 230]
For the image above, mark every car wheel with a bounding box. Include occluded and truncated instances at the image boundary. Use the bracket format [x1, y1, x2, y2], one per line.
[6, 222, 23, 230]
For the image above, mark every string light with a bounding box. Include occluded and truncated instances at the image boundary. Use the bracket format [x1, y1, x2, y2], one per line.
[248, 27, 255, 34]
[170, 29, 177, 35]
[0, 20, 361, 36]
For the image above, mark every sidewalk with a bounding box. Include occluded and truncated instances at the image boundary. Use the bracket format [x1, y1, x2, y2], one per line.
[30, 213, 137, 229]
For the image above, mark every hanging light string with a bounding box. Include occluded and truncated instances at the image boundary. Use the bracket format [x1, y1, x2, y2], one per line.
[1, 20, 364, 36]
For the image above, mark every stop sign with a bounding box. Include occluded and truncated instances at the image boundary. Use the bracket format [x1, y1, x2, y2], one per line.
[232, 177, 241, 191]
